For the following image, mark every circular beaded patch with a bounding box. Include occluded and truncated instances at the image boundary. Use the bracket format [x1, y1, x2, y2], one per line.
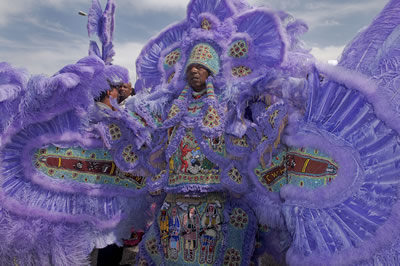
[228, 167, 242, 184]
[164, 49, 181, 69]
[231, 66, 252, 77]
[122, 145, 138, 164]
[229, 40, 248, 58]
[229, 208, 248, 228]
[201, 18, 212, 30]
[223, 248, 241, 265]
[108, 124, 121, 140]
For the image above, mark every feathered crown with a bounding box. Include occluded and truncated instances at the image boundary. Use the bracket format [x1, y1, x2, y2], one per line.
[136, 0, 287, 92]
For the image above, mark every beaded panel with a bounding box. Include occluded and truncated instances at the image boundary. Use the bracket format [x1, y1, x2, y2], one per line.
[202, 106, 221, 129]
[33, 145, 146, 189]
[158, 193, 225, 264]
[167, 104, 181, 120]
[286, 147, 338, 189]
[169, 129, 220, 186]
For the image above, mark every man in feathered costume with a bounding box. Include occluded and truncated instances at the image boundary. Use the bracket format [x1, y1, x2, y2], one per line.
[2, 0, 400, 265]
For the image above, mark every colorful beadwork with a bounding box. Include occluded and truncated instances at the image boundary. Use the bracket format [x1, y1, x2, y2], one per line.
[138, 258, 149, 266]
[231, 66, 252, 77]
[167, 104, 181, 119]
[254, 150, 287, 192]
[168, 172, 220, 185]
[108, 124, 121, 140]
[202, 106, 220, 129]
[228, 167, 242, 184]
[229, 40, 249, 58]
[155, 193, 225, 265]
[201, 18, 212, 30]
[187, 101, 204, 116]
[164, 49, 181, 70]
[204, 135, 225, 156]
[185, 43, 220, 75]
[152, 170, 166, 182]
[286, 147, 338, 188]
[169, 129, 220, 186]
[269, 109, 280, 128]
[167, 71, 175, 83]
[146, 238, 159, 255]
[130, 112, 148, 127]
[231, 136, 248, 147]
[223, 248, 241, 265]
[33, 145, 146, 189]
[122, 145, 138, 163]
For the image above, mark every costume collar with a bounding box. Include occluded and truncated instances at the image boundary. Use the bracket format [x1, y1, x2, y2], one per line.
[191, 88, 207, 99]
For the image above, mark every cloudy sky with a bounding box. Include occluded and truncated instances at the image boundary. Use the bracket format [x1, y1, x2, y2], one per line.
[0, 0, 389, 80]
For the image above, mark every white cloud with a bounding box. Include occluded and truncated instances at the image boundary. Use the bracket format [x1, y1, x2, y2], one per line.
[0, 0, 88, 26]
[119, 0, 189, 13]
[284, 1, 388, 30]
[310, 45, 345, 63]
[0, 0, 34, 26]
[1, 39, 88, 76]
[250, 0, 388, 30]
[113, 41, 146, 81]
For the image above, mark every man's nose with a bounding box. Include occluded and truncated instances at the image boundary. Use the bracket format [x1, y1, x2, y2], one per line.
[189, 66, 198, 73]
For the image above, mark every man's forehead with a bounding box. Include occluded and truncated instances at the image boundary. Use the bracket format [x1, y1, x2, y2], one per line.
[187, 63, 208, 71]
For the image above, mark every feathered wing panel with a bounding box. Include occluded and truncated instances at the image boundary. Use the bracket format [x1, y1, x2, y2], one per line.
[234, 9, 286, 67]
[281, 68, 400, 265]
[136, 21, 187, 88]
[0, 61, 153, 266]
[339, 0, 400, 76]
[334, 0, 400, 145]
[221, 8, 287, 82]
[0, 63, 28, 135]
[187, 0, 236, 25]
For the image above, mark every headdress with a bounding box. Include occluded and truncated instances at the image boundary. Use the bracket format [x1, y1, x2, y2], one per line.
[136, 0, 287, 93]
[185, 43, 220, 76]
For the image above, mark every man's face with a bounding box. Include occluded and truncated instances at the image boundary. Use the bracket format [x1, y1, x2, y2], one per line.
[186, 64, 209, 92]
[120, 82, 133, 99]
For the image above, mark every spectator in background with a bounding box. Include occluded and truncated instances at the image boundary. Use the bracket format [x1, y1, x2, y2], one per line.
[118, 82, 134, 107]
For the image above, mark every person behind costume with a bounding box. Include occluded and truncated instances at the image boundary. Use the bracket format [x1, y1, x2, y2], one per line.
[95, 81, 120, 110]
[94, 82, 126, 266]
[118, 82, 134, 107]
